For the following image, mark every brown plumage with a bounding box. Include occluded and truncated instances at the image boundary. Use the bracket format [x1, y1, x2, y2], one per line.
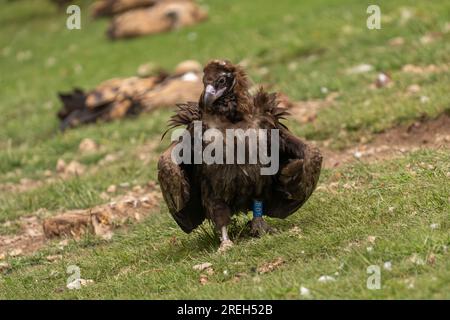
[158, 60, 322, 251]
[57, 62, 203, 130]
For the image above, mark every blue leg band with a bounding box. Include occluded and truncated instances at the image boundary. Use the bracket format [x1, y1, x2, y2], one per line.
[253, 200, 263, 218]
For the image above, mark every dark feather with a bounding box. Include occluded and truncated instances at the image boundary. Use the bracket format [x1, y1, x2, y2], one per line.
[158, 60, 322, 234]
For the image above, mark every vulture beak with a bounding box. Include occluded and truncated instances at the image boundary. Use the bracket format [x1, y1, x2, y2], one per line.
[203, 84, 226, 108]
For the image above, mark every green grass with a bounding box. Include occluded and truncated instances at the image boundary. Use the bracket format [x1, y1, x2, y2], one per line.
[1, 150, 449, 299]
[0, 0, 449, 299]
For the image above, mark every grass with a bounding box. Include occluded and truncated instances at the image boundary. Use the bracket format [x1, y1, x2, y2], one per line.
[0, 0, 449, 299]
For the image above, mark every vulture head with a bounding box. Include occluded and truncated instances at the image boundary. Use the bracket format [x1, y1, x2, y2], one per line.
[200, 60, 251, 119]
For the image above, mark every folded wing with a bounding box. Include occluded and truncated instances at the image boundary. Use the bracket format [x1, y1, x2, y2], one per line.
[253, 89, 323, 218]
[158, 102, 205, 233]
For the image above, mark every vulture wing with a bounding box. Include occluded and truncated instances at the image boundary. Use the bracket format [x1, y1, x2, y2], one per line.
[254, 89, 323, 219]
[158, 102, 206, 233]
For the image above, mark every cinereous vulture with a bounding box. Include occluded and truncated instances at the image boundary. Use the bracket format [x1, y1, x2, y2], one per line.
[158, 60, 322, 251]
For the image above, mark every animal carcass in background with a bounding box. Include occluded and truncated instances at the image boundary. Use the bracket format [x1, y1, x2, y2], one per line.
[57, 60, 203, 130]
[91, 0, 161, 18]
[107, 0, 208, 39]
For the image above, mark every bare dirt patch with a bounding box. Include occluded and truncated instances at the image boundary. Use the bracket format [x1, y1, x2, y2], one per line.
[279, 92, 339, 124]
[0, 216, 45, 257]
[0, 137, 159, 195]
[0, 178, 45, 194]
[256, 257, 285, 274]
[322, 111, 450, 168]
[401, 63, 449, 74]
[0, 182, 162, 258]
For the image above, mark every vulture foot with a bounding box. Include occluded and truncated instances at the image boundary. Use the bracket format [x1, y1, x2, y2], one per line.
[218, 239, 234, 252]
[249, 217, 275, 237]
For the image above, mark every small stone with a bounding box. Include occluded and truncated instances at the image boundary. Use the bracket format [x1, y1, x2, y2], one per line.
[430, 223, 439, 230]
[409, 253, 425, 266]
[78, 138, 98, 153]
[320, 87, 329, 94]
[318, 275, 335, 283]
[427, 253, 436, 265]
[388, 37, 405, 46]
[107, 185, 117, 193]
[9, 248, 23, 257]
[199, 274, 208, 285]
[0, 262, 11, 272]
[46, 56, 56, 67]
[407, 84, 421, 94]
[46, 254, 62, 262]
[232, 272, 247, 283]
[405, 279, 415, 289]
[353, 151, 363, 159]
[58, 239, 69, 250]
[383, 261, 392, 271]
[288, 62, 298, 71]
[289, 226, 302, 236]
[420, 33, 437, 45]
[367, 236, 377, 244]
[300, 286, 311, 297]
[193, 262, 212, 271]
[44, 170, 53, 177]
[346, 64, 373, 74]
[420, 96, 429, 104]
[375, 72, 391, 88]
[102, 154, 118, 164]
[56, 159, 66, 172]
[65, 161, 85, 176]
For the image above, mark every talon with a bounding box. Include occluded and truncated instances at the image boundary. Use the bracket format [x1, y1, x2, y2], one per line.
[249, 217, 275, 237]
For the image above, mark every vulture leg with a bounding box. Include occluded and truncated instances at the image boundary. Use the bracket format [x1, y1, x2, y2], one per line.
[203, 199, 233, 251]
[219, 226, 233, 252]
[249, 200, 274, 237]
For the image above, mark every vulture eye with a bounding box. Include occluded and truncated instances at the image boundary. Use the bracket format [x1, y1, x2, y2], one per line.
[218, 77, 226, 86]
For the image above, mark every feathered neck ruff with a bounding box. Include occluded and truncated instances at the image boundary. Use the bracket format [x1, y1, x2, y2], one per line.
[201, 60, 252, 120]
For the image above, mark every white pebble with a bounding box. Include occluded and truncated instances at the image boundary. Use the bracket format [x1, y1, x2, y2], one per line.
[318, 275, 335, 283]
[181, 72, 199, 82]
[353, 151, 363, 159]
[383, 261, 392, 271]
[300, 286, 311, 297]
[430, 223, 439, 230]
